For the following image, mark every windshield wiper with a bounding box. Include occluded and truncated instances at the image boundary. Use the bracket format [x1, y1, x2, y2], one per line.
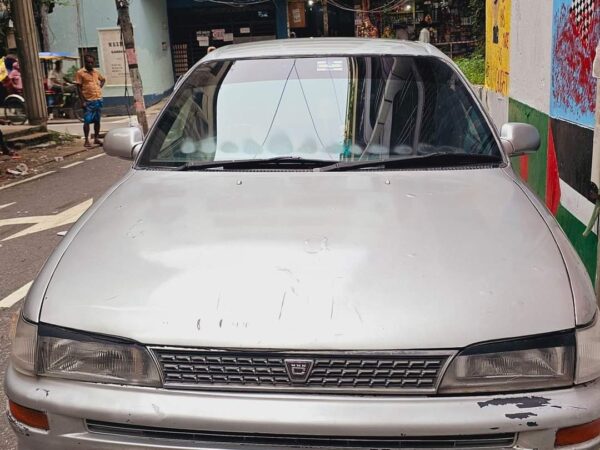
[177, 156, 335, 171]
[318, 153, 503, 172]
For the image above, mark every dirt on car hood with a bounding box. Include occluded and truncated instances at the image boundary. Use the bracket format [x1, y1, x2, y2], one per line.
[39, 168, 574, 349]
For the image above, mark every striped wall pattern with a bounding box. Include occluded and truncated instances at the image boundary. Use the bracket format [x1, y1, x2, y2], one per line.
[483, 0, 599, 281]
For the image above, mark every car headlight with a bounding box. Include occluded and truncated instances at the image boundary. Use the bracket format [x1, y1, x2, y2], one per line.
[10, 315, 38, 376]
[439, 331, 575, 394]
[575, 313, 600, 384]
[36, 324, 162, 387]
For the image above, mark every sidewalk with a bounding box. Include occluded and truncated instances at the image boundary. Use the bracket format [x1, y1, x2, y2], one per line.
[0, 98, 165, 183]
[1, 124, 51, 149]
[0, 134, 93, 184]
[47, 98, 166, 137]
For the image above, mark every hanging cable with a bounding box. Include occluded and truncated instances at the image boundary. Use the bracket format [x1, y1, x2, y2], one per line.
[327, 0, 409, 14]
[75, 0, 84, 48]
[119, 26, 132, 124]
[193, 0, 271, 7]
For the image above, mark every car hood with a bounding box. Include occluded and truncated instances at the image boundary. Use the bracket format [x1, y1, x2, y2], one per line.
[40, 168, 574, 349]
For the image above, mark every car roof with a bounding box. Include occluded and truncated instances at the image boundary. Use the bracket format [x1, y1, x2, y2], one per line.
[202, 38, 449, 62]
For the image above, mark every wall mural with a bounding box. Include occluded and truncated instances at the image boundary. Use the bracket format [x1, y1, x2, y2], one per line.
[551, 0, 600, 128]
[485, 0, 511, 96]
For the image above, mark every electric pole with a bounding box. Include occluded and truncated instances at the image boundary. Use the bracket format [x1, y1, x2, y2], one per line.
[322, 0, 329, 36]
[115, 0, 148, 135]
[40, 2, 50, 52]
[12, 0, 48, 126]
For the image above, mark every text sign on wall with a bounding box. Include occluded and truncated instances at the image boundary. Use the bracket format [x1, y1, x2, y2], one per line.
[212, 29, 225, 40]
[288, 2, 306, 28]
[485, 0, 511, 96]
[98, 28, 127, 86]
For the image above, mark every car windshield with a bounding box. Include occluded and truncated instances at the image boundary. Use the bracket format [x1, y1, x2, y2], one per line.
[139, 56, 501, 168]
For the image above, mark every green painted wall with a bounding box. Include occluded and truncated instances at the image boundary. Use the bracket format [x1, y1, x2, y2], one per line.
[507, 99, 597, 281]
[508, 99, 548, 201]
[556, 206, 598, 281]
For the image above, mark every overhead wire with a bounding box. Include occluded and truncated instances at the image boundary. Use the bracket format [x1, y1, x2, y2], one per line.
[75, 0, 84, 48]
[119, 26, 132, 124]
[192, 0, 409, 17]
[327, 0, 409, 14]
[190, 0, 409, 20]
[193, 0, 271, 7]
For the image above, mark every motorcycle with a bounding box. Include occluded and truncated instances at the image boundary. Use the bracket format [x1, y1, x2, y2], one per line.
[0, 53, 84, 125]
[46, 88, 83, 122]
[1, 85, 26, 125]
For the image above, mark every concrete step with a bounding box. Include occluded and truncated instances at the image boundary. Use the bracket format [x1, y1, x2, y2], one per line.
[1, 125, 45, 140]
[7, 131, 52, 148]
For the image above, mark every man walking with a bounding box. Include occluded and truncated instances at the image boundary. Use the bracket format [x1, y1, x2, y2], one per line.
[75, 54, 105, 148]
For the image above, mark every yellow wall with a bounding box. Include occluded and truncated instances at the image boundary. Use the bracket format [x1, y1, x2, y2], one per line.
[485, 0, 511, 95]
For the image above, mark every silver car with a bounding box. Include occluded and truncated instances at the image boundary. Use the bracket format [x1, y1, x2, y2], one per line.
[6, 39, 600, 450]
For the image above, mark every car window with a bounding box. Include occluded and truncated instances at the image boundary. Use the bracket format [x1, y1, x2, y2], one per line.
[140, 56, 500, 168]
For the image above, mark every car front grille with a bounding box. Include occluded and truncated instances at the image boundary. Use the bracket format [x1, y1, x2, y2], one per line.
[150, 348, 454, 394]
[86, 420, 516, 448]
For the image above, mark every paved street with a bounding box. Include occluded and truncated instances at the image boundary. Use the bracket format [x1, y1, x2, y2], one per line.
[0, 149, 130, 449]
[48, 101, 164, 137]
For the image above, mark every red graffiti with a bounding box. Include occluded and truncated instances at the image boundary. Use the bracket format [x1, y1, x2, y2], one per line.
[546, 123, 560, 216]
[552, 1, 600, 116]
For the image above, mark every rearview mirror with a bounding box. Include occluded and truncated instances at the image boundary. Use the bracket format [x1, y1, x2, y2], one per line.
[103, 127, 143, 160]
[500, 123, 540, 157]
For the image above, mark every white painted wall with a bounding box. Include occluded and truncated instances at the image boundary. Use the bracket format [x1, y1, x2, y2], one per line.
[473, 85, 509, 132]
[47, 0, 173, 101]
[509, 0, 553, 115]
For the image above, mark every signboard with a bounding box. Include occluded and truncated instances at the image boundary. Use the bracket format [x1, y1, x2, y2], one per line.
[197, 36, 209, 46]
[224, 33, 234, 42]
[98, 28, 126, 86]
[288, 2, 306, 28]
[212, 29, 225, 40]
[484, 0, 510, 96]
[240, 27, 251, 34]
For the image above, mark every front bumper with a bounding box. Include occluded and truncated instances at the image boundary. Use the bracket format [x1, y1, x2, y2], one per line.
[5, 364, 600, 450]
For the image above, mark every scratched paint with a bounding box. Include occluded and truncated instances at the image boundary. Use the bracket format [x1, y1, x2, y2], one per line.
[477, 396, 551, 409]
[505, 412, 537, 420]
[550, 0, 600, 128]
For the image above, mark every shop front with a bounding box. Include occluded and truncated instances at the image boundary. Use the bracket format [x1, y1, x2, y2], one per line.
[167, 0, 286, 76]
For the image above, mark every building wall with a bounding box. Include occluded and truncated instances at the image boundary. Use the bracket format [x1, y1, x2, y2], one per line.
[509, 0, 553, 114]
[130, 0, 174, 99]
[46, 0, 173, 111]
[483, 0, 600, 281]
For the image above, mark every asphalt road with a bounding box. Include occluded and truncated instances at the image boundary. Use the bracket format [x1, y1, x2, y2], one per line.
[0, 148, 131, 449]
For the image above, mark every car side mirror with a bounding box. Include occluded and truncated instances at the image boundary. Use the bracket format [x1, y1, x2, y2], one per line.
[500, 123, 540, 157]
[103, 127, 143, 160]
